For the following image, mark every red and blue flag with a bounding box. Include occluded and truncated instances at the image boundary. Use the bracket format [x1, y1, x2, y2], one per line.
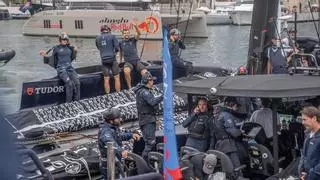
[162, 28, 182, 180]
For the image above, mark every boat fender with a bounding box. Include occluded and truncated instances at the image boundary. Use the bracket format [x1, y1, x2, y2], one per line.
[210, 87, 217, 94]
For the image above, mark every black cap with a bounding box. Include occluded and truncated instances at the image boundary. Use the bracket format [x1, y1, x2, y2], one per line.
[289, 29, 296, 33]
[224, 97, 239, 105]
[100, 24, 111, 32]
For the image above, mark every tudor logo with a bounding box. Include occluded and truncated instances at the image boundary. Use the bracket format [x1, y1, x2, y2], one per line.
[25, 86, 64, 96]
[26, 88, 34, 96]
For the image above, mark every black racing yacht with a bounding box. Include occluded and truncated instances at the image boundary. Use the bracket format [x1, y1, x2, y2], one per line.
[7, 0, 320, 179]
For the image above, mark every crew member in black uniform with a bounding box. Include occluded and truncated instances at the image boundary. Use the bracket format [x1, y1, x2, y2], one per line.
[169, 28, 193, 78]
[40, 32, 80, 103]
[98, 108, 140, 179]
[213, 97, 247, 167]
[133, 72, 162, 161]
[266, 36, 289, 74]
[182, 97, 214, 152]
[96, 25, 121, 94]
[120, 19, 148, 89]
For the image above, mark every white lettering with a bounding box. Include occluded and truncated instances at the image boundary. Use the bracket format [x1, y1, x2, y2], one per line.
[58, 86, 64, 92]
[47, 87, 53, 93]
[53, 86, 59, 93]
[35, 88, 41, 94]
[34, 86, 65, 94]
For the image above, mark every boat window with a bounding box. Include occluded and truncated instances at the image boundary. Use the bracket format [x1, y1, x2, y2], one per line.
[68, 2, 147, 11]
[75, 20, 83, 29]
[59, 20, 63, 29]
[44, 20, 51, 28]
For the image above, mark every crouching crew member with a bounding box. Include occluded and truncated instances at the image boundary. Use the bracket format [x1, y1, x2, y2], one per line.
[98, 108, 140, 179]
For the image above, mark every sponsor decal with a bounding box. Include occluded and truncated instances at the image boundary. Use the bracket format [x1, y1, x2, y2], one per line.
[99, 16, 160, 33]
[27, 87, 34, 96]
[138, 16, 159, 34]
[99, 17, 129, 24]
[25, 86, 64, 96]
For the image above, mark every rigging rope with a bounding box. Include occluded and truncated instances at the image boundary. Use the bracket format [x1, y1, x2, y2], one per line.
[178, 0, 193, 57]
[307, 0, 320, 45]
[139, 2, 155, 59]
[176, 0, 181, 28]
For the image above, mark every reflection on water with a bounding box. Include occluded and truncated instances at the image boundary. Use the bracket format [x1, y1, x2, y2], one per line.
[0, 20, 317, 114]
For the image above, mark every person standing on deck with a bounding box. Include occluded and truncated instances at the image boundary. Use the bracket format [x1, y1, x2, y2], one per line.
[213, 97, 247, 168]
[298, 106, 320, 180]
[133, 72, 162, 161]
[98, 108, 140, 179]
[96, 25, 121, 94]
[119, 19, 148, 89]
[169, 28, 193, 78]
[40, 32, 80, 103]
[266, 37, 289, 74]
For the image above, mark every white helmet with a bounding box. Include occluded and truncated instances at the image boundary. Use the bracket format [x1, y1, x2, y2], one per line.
[170, 28, 181, 35]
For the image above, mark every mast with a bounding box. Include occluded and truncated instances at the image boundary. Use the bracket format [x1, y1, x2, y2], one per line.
[247, 0, 279, 75]
[246, 0, 281, 173]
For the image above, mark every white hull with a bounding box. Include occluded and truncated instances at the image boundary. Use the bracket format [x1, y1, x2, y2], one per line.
[23, 9, 208, 38]
[206, 14, 232, 25]
[231, 11, 252, 25]
[23, 10, 163, 39]
[161, 13, 208, 38]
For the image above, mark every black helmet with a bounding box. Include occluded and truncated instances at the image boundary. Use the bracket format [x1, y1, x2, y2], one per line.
[141, 71, 156, 84]
[224, 96, 239, 105]
[59, 32, 69, 41]
[100, 24, 111, 32]
[103, 108, 121, 121]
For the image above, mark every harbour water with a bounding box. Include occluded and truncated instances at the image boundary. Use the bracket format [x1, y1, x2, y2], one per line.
[0, 20, 318, 114]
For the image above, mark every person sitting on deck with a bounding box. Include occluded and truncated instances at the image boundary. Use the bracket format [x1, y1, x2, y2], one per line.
[40, 32, 80, 103]
[169, 28, 193, 78]
[119, 19, 148, 89]
[98, 108, 140, 179]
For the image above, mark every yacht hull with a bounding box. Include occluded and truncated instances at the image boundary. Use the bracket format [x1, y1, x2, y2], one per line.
[206, 14, 232, 25]
[231, 11, 252, 25]
[161, 13, 208, 38]
[23, 10, 163, 39]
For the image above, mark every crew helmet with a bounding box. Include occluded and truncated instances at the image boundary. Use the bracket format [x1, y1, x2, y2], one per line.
[103, 108, 121, 121]
[59, 32, 69, 41]
[141, 71, 156, 84]
[170, 28, 181, 36]
[100, 24, 111, 32]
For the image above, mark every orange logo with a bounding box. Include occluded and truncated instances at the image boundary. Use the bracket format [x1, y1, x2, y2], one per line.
[138, 17, 159, 34]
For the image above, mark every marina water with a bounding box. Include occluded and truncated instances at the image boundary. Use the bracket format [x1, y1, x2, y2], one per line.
[0, 20, 318, 114]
